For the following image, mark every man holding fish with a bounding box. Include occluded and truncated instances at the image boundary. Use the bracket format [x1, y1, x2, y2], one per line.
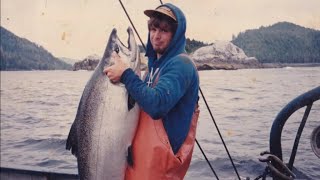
[105, 3, 200, 179]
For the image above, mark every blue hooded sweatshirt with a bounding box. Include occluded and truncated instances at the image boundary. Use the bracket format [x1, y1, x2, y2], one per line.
[120, 3, 199, 154]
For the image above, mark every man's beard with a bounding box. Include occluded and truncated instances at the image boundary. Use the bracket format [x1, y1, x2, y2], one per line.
[153, 47, 166, 55]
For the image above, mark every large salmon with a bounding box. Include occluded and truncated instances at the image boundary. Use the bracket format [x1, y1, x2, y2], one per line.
[66, 27, 140, 180]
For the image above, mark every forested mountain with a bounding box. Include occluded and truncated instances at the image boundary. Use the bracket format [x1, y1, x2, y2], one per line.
[186, 38, 209, 53]
[0, 26, 72, 70]
[232, 22, 320, 63]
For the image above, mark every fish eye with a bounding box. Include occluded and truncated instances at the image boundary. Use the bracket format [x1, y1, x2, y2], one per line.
[114, 46, 119, 54]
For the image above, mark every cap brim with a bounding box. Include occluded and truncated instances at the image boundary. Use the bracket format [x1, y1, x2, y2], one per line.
[144, 9, 176, 21]
[144, 9, 157, 18]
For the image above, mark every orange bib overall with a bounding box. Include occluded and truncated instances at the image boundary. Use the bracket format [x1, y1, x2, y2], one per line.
[125, 106, 199, 180]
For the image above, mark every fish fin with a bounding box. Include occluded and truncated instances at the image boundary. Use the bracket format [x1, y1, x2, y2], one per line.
[127, 145, 134, 167]
[66, 122, 78, 158]
[128, 94, 135, 111]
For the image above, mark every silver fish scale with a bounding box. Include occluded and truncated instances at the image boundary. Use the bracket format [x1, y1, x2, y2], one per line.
[66, 27, 140, 180]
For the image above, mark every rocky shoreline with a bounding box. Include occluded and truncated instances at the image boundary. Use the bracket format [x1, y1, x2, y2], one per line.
[72, 58, 320, 71]
[72, 41, 320, 71]
[261, 63, 320, 68]
[195, 62, 320, 71]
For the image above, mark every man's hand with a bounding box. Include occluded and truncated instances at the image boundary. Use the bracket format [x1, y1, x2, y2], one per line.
[104, 52, 129, 83]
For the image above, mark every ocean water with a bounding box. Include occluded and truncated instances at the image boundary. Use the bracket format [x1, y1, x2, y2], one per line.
[1, 67, 319, 179]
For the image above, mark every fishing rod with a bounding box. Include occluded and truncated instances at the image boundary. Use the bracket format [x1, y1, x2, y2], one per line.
[156, 1, 241, 179]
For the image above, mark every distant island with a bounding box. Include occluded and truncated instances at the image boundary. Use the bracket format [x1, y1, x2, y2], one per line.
[232, 22, 320, 64]
[1, 21, 320, 71]
[191, 21, 320, 70]
[0, 26, 71, 71]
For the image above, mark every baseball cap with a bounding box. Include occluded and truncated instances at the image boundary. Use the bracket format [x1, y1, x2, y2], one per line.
[144, 5, 177, 22]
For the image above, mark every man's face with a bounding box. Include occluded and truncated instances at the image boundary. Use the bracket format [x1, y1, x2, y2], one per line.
[149, 23, 173, 55]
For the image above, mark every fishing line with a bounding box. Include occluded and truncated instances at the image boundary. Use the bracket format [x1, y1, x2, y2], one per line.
[118, 0, 146, 50]
[199, 88, 241, 179]
[195, 139, 219, 179]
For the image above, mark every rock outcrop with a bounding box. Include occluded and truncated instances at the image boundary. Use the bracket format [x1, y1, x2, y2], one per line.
[191, 41, 262, 70]
[73, 54, 100, 71]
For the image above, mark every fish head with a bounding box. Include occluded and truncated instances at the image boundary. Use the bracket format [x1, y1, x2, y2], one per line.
[101, 27, 141, 78]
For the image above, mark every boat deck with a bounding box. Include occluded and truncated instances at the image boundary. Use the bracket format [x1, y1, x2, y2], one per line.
[0, 167, 79, 180]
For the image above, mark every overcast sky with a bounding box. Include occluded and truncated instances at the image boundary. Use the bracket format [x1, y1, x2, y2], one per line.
[1, 0, 320, 59]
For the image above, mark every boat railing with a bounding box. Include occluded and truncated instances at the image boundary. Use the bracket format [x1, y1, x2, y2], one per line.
[257, 86, 320, 180]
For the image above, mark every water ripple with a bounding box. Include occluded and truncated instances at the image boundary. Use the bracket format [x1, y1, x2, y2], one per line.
[1, 69, 319, 179]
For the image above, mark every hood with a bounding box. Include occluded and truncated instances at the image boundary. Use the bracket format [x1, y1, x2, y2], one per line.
[145, 3, 187, 70]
